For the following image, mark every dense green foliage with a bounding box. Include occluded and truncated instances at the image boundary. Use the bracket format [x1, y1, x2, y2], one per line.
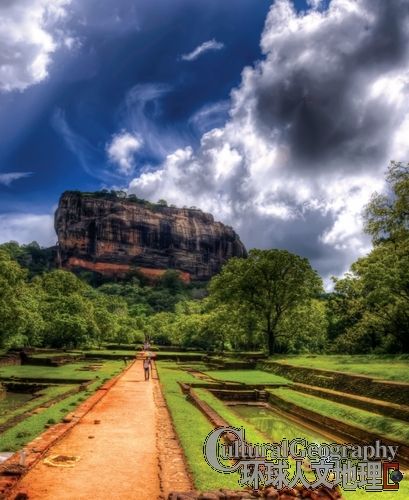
[328, 162, 409, 353]
[0, 245, 197, 349]
[0, 250, 143, 348]
[0, 241, 55, 276]
[209, 249, 323, 354]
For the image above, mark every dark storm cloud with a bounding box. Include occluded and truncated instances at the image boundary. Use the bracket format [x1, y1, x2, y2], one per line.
[235, 204, 353, 279]
[252, 0, 409, 170]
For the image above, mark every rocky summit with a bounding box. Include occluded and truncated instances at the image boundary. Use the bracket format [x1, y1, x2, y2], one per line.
[54, 191, 247, 282]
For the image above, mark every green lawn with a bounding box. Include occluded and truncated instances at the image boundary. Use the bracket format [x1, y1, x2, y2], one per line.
[204, 369, 290, 385]
[269, 387, 409, 444]
[0, 360, 124, 451]
[0, 360, 121, 381]
[272, 355, 409, 382]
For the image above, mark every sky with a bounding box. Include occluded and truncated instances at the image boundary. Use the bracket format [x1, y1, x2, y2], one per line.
[0, 0, 409, 286]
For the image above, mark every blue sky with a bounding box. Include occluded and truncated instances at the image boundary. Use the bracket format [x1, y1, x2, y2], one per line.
[0, 0, 273, 213]
[1, 0, 408, 284]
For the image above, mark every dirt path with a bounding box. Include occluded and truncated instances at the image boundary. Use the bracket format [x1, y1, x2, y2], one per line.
[12, 360, 191, 500]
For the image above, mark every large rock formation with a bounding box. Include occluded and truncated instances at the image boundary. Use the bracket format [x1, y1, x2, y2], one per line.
[55, 191, 247, 281]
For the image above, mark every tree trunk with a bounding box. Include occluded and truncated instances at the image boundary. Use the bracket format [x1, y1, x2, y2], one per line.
[266, 315, 275, 356]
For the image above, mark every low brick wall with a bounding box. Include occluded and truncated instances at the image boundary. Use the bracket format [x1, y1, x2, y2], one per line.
[187, 388, 229, 428]
[168, 486, 343, 499]
[0, 355, 20, 367]
[0, 376, 91, 384]
[24, 355, 83, 367]
[155, 353, 205, 361]
[208, 389, 258, 402]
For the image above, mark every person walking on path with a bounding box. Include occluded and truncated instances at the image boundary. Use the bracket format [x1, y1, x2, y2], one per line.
[143, 357, 150, 380]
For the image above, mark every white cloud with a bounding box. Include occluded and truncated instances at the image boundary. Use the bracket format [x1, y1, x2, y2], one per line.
[129, 0, 409, 283]
[106, 131, 143, 175]
[0, 213, 55, 247]
[307, 0, 325, 9]
[0, 172, 32, 186]
[181, 39, 224, 62]
[0, 0, 72, 92]
[189, 100, 230, 134]
[62, 34, 81, 51]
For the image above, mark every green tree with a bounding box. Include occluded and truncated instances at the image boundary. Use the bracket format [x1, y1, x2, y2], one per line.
[0, 250, 44, 347]
[210, 249, 323, 355]
[364, 161, 409, 244]
[278, 299, 328, 353]
[331, 162, 409, 353]
[0, 241, 54, 276]
[144, 312, 176, 345]
[327, 273, 366, 343]
[44, 314, 91, 349]
[90, 293, 129, 345]
[156, 270, 185, 293]
[42, 293, 99, 348]
[38, 269, 87, 296]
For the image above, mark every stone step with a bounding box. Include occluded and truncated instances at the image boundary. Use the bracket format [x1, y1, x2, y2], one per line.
[292, 382, 409, 422]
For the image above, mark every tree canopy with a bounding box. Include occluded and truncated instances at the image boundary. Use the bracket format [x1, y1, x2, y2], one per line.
[209, 249, 323, 354]
[329, 162, 409, 353]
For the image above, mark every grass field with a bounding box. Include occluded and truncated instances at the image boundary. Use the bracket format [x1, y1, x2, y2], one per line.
[204, 369, 290, 385]
[269, 387, 409, 444]
[0, 360, 124, 451]
[273, 355, 409, 382]
[0, 360, 122, 381]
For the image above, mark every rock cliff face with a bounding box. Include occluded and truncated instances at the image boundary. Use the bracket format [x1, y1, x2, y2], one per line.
[55, 191, 247, 281]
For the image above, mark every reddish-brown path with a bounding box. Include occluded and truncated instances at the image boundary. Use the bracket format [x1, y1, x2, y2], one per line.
[12, 360, 191, 500]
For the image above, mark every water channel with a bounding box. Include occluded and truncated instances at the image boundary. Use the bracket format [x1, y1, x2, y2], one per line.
[0, 391, 33, 418]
